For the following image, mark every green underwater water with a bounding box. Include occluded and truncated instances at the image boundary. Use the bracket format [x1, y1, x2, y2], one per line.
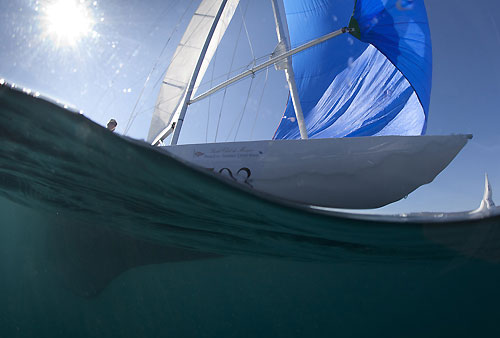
[2, 196, 500, 338]
[2, 85, 500, 337]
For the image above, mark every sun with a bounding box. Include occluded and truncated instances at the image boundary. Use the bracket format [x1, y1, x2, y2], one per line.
[40, 0, 95, 46]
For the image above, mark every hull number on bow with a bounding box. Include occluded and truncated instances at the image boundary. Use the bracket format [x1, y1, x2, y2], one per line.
[207, 167, 253, 187]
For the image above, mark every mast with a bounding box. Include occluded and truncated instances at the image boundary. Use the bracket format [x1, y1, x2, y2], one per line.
[270, 0, 308, 139]
[169, 0, 229, 146]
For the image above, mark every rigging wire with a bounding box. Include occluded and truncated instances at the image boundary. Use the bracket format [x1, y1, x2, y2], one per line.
[148, 0, 222, 106]
[250, 67, 269, 139]
[118, 57, 272, 122]
[92, 44, 140, 120]
[134, 53, 271, 124]
[123, 0, 197, 135]
[94, 0, 182, 126]
[129, 0, 279, 140]
[206, 53, 217, 143]
[193, 53, 270, 93]
[231, 75, 255, 142]
[122, 54, 274, 125]
[240, 3, 255, 62]
[214, 0, 251, 142]
[205, 21, 224, 143]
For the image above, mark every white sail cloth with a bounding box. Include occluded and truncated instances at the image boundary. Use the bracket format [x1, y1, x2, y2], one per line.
[147, 0, 240, 144]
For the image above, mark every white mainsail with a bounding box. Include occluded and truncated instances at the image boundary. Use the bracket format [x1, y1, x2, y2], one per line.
[147, 0, 240, 144]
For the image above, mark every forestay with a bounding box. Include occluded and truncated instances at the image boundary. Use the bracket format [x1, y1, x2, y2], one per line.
[147, 0, 240, 144]
[274, 0, 432, 139]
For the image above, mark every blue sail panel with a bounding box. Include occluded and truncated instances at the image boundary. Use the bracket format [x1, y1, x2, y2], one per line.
[276, 45, 425, 139]
[274, 0, 431, 140]
[349, 0, 432, 126]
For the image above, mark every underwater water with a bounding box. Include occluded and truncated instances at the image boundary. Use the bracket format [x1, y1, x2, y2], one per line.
[2, 85, 500, 337]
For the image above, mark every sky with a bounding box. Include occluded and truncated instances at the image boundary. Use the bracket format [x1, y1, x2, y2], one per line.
[0, 0, 499, 213]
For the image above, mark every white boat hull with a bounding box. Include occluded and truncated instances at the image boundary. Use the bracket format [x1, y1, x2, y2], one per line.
[161, 135, 470, 209]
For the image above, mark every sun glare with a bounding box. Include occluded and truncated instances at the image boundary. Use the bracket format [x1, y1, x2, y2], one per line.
[41, 0, 95, 46]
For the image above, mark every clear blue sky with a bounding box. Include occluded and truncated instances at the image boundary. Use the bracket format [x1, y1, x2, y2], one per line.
[1, 0, 499, 213]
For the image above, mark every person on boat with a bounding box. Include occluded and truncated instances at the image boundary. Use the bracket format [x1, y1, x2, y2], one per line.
[107, 119, 117, 132]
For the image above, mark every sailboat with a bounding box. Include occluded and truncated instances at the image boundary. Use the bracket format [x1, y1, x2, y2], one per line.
[146, 0, 471, 209]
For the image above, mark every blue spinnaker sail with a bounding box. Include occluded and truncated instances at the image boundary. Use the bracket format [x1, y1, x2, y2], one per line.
[274, 0, 432, 139]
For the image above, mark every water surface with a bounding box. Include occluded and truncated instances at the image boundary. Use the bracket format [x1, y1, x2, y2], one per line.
[1, 85, 500, 337]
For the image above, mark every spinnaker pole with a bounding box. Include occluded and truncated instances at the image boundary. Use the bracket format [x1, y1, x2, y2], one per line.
[190, 27, 350, 105]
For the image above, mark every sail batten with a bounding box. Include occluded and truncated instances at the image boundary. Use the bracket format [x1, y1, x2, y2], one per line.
[147, 0, 240, 144]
